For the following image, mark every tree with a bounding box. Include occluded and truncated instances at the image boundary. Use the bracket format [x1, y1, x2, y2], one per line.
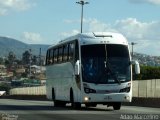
[22, 50, 31, 65]
[5, 52, 16, 71]
[32, 55, 38, 65]
[0, 57, 4, 64]
[0, 83, 11, 95]
[8, 51, 16, 65]
[133, 65, 160, 80]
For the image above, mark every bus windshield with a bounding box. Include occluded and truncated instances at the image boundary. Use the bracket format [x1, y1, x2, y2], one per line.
[81, 44, 131, 84]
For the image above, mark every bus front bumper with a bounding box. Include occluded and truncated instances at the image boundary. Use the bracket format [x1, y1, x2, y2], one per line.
[82, 93, 132, 103]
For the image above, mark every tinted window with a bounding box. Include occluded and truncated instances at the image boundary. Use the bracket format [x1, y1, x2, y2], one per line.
[81, 44, 130, 84]
[68, 43, 74, 61]
[54, 49, 58, 63]
[58, 47, 63, 62]
[63, 44, 68, 61]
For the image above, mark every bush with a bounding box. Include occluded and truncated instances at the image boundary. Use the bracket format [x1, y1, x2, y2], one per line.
[133, 65, 160, 80]
[0, 83, 11, 95]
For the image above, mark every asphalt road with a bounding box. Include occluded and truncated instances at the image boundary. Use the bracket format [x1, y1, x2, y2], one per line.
[0, 99, 160, 120]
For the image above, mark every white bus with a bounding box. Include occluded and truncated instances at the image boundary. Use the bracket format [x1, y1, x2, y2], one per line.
[46, 32, 140, 110]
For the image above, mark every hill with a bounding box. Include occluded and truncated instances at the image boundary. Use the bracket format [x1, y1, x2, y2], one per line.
[0, 36, 49, 58]
[1, 36, 160, 66]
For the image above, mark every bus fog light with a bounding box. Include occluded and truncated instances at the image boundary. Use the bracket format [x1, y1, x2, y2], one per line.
[84, 97, 89, 101]
[124, 96, 130, 100]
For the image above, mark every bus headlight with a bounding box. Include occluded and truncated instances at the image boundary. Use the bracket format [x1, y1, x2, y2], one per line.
[119, 87, 130, 93]
[84, 87, 96, 94]
[84, 96, 90, 101]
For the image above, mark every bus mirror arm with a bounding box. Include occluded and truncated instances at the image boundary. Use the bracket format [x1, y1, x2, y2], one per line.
[131, 60, 140, 74]
[75, 60, 80, 75]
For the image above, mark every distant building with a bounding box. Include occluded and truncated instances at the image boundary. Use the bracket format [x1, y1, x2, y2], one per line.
[0, 91, 6, 96]
[0, 65, 7, 76]
[31, 65, 46, 74]
[134, 53, 160, 66]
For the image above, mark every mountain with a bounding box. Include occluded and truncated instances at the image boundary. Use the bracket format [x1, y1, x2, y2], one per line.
[0, 36, 50, 58]
[1, 36, 160, 66]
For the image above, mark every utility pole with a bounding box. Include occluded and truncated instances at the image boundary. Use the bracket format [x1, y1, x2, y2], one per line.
[76, 0, 89, 33]
[131, 42, 137, 59]
[39, 48, 41, 66]
[39, 48, 42, 72]
[29, 49, 32, 77]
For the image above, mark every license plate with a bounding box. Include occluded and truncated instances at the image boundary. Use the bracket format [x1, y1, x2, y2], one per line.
[104, 96, 112, 100]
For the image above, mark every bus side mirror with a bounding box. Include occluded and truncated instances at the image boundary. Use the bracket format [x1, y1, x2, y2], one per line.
[75, 60, 80, 75]
[131, 60, 140, 74]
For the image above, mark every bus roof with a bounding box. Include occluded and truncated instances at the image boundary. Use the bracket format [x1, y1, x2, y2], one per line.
[48, 32, 128, 49]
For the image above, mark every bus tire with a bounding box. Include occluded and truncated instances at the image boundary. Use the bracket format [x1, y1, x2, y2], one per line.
[113, 102, 121, 110]
[70, 89, 81, 109]
[52, 88, 58, 107]
[52, 88, 55, 101]
[74, 102, 81, 109]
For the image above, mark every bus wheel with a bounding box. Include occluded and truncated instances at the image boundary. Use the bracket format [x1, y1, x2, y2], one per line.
[113, 102, 121, 110]
[70, 90, 81, 109]
[52, 88, 58, 107]
[55, 101, 66, 107]
[52, 88, 55, 101]
[73, 102, 81, 109]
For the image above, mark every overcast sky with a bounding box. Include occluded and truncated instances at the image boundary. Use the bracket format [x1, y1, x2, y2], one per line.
[0, 0, 160, 56]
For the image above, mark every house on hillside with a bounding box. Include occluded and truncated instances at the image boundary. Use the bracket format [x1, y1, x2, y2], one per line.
[31, 65, 46, 74]
[0, 91, 6, 97]
[15, 66, 26, 77]
[0, 65, 7, 76]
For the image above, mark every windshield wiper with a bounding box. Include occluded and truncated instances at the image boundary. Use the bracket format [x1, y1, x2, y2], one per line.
[104, 44, 121, 85]
[105, 62, 121, 85]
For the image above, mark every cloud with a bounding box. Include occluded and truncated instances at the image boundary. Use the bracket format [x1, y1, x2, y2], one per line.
[59, 29, 79, 39]
[129, 0, 160, 5]
[114, 18, 160, 41]
[60, 30, 79, 37]
[23, 32, 43, 44]
[63, 18, 116, 32]
[63, 18, 160, 56]
[96, 18, 160, 55]
[86, 18, 117, 32]
[0, 7, 7, 15]
[63, 19, 80, 24]
[0, 0, 35, 15]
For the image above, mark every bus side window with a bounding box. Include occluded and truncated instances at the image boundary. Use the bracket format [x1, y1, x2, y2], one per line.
[68, 42, 74, 61]
[49, 49, 54, 64]
[54, 48, 58, 63]
[75, 40, 79, 61]
[58, 47, 63, 62]
[63, 44, 68, 62]
[46, 50, 49, 65]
